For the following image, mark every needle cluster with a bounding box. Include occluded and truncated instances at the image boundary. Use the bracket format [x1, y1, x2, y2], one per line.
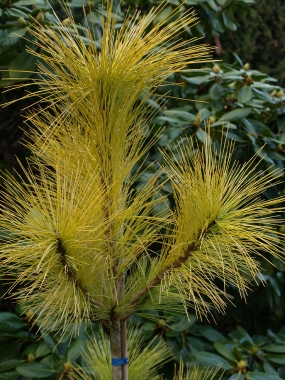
[0, 1, 284, 378]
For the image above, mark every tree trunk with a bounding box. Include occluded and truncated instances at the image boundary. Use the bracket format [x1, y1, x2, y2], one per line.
[121, 319, 128, 380]
[110, 320, 122, 380]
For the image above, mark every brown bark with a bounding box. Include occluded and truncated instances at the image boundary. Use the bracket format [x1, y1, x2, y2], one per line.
[121, 319, 128, 380]
[110, 320, 122, 380]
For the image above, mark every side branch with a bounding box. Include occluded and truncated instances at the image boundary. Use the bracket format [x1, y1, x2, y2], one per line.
[127, 241, 197, 312]
[55, 231, 103, 310]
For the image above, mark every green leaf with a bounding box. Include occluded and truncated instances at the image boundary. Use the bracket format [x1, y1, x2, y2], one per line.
[277, 366, 285, 379]
[13, 0, 47, 6]
[222, 13, 237, 31]
[0, 361, 23, 372]
[265, 354, 285, 365]
[194, 352, 232, 369]
[171, 315, 196, 332]
[278, 116, 285, 132]
[252, 82, 276, 90]
[263, 362, 279, 376]
[36, 342, 51, 358]
[210, 83, 224, 100]
[198, 108, 211, 121]
[219, 108, 252, 122]
[185, 336, 205, 352]
[145, 97, 161, 110]
[67, 339, 85, 362]
[268, 277, 281, 297]
[0, 371, 19, 380]
[68, 0, 88, 7]
[243, 119, 257, 136]
[237, 87, 253, 103]
[182, 75, 209, 85]
[23, 343, 38, 357]
[236, 326, 254, 344]
[16, 363, 52, 378]
[0, 341, 22, 362]
[165, 329, 181, 337]
[153, 6, 172, 24]
[253, 144, 274, 164]
[233, 53, 243, 67]
[41, 355, 62, 371]
[207, 0, 219, 12]
[8, 51, 36, 79]
[0, 28, 28, 46]
[158, 116, 183, 124]
[214, 342, 236, 362]
[228, 374, 244, 380]
[6, 8, 28, 18]
[247, 373, 282, 380]
[222, 75, 244, 81]
[163, 110, 196, 123]
[216, 0, 227, 5]
[0, 312, 24, 333]
[223, 70, 244, 78]
[41, 334, 61, 359]
[271, 256, 285, 272]
[233, 347, 244, 361]
[263, 344, 285, 353]
[196, 128, 212, 144]
[142, 321, 157, 331]
[211, 121, 237, 129]
[198, 325, 225, 342]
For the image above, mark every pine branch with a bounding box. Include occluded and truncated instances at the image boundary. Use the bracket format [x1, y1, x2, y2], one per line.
[55, 231, 104, 311]
[126, 240, 196, 314]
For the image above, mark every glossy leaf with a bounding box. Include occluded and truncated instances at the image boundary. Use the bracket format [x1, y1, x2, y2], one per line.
[219, 108, 252, 122]
[265, 354, 285, 365]
[182, 75, 210, 85]
[228, 374, 244, 380]
[171, 315, 196, 332]
[222, 13, 237, 31]
[0, 371, 19, 380]
[67, 339, 85, 362]
[237, 87, 253, 103]
[198, 325, 225, 342]
[198, 108, 212, 121]
[194, 351, 232, 369]
[0, 28, 27, 46]
[0, 361, 23, 372]
[214, 342, 236, 362]
[35, 342, 51, 358]
[6, 8, 28, 18]
[16, 363, 52, 378]
[0, 313, 24, 333]
[163, 110, 196, 123]
[247, 373, 282, 380]
[210, 83, 224, 100]
[8, 51, 36, 79]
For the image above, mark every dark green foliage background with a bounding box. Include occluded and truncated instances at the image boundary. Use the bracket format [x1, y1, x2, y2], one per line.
[1, 0, 285, 379]
[220, 0, 285, 86]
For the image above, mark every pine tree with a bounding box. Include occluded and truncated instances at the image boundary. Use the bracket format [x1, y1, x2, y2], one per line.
[1, 1, 284, 379]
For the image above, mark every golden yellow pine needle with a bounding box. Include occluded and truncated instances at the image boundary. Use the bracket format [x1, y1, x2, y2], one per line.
[7, 0, 212, 210]
[173, 360, 223, 380]
[155, 133, 285, 317]
[1, 0, 284, 345]
[71, 325, 171, 380]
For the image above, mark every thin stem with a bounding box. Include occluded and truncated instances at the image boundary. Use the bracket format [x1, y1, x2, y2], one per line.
[121, 319, 128, 380]
[110, 320, 122, 380]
